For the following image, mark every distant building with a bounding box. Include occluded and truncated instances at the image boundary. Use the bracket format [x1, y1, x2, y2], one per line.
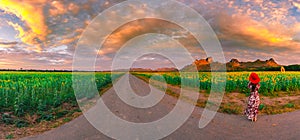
[281, 66, 285, 72]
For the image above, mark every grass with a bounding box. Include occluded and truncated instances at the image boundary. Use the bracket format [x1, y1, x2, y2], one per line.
[133, 72, 300, 115]
[5, 134, 14, 139]
[133, 71, 300, 96]
[0, 71, 124, 139]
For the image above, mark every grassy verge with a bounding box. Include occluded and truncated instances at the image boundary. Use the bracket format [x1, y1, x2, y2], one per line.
[134, 74, 300, 115]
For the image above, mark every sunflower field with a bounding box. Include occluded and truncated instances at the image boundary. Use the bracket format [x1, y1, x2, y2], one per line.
[133, 72, 300, 96]
[0, 72, 122, 117]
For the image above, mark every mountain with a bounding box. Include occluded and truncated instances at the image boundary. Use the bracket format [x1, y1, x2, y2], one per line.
[226, 58, 280, 71]
[183, 57, 216, 71]
[129, 67, 178, 72]
[155, 67, 178, 72]
[126, 57, 297, 72]
[182, 57, 282, 72]
[129, 68, 153, 72]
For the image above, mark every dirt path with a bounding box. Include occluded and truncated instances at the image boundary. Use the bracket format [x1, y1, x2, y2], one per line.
[22, 74, 300, 140]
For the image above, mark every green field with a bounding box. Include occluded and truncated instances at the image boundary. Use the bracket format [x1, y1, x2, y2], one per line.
[133, 72, 300, 96]
[133, 71, 300, 115]
[1, 71, 300, 127]
[0, 72, 123, 127]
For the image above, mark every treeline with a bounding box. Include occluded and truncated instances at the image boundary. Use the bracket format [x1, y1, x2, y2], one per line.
[0, 69, 111, 72]
[262, 65, 300, 71]
[196, 65, 300, 72]
[0, 69, 73, 72]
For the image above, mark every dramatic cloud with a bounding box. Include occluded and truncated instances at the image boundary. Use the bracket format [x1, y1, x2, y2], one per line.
[99, 18, 201, 56]
[0, 39, 17, 45]
[216, 13, 299, 51]
[49, 1, 67, 16]
[0, 0, 299, 69]
[293, 1, 300, 9]
[0, 0, 50, 51]
[49, 1, 81, 16]
[188, 0, 300, 65]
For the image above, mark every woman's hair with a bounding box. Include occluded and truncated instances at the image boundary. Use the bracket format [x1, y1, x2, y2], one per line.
[250, 83, 257, 92]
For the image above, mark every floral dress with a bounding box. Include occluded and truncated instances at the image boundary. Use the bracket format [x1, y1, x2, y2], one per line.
[244, 82, 260, 120]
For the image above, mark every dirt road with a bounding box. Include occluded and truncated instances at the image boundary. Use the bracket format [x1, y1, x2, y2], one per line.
[22, 74, 300, 140]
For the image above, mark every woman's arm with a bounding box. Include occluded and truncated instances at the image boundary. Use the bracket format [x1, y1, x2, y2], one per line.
[248, 82, 251, 89]
[256, 83, 260, 90]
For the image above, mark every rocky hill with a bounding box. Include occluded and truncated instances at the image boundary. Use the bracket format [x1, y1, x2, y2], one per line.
[127, 57, 298, 72]
[182, 57, 282, 72]
[226, 58, 280, 71]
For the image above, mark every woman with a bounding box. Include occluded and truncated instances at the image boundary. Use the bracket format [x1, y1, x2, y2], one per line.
[244, 72, 260, 122]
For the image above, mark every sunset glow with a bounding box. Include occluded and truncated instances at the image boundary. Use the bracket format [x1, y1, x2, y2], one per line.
[0, 0, 299, 70]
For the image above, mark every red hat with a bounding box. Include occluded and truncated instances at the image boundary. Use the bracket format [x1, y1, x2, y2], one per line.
[249, 72, 260, 84]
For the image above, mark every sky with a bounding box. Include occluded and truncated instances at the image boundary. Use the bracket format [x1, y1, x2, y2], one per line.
[0, 0, 299, 70]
